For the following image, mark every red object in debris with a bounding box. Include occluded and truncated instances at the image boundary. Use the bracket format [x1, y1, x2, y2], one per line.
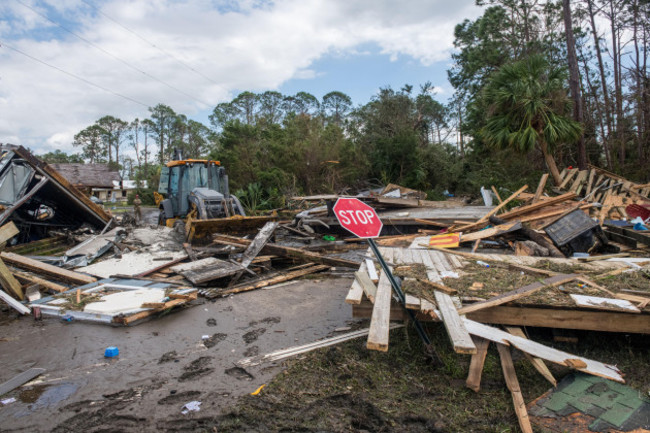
[626, 204, 650, 221]
[332, 198, 383, 238]
[568, 166, 573, 169]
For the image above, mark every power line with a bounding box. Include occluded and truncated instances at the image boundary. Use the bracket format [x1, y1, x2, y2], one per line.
[14, 0, 213, 107]
[79, 0, 225, 90]
[0, 40, 150, 108]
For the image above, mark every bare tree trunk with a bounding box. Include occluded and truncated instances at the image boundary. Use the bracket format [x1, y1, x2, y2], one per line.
[608, 0, 625, 167]
[563, 0, 587, 169]
[586, 0, 614, 168]
[539, 141, 562, 186]
[633, 0, 644, 163]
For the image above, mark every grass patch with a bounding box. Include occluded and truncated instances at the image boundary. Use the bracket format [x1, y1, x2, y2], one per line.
[212, 324, 650, 433]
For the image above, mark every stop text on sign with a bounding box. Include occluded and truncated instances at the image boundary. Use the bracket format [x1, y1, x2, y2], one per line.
[332, 197, 383, 238]
[336, 209, 377, 226]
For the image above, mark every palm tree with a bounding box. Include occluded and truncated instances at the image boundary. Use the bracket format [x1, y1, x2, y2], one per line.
[481, 55, 582, 185]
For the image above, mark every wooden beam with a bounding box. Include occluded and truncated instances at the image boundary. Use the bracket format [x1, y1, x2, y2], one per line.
[434, 291, 477, 354]
[0, 258, 24, 300]
[417, 279, 457, 295]
[214, 264, 329, 297]
[367, 268, 393, 352]
[1, 252, 96, 285]
[212, 234, 360, 268]
[466, 305, 650, 334]
[457, 274, 579, 315]
[460, 222, 522, 243]
[558, 168, 579, 189]
[491, 186, 503, 204]
[463, 318, 624, 382]
[457, 185, 528, 232]
[465, 337, 490, 392]
[0, 222, 19, 244]
[532, 174, 549, 203]
[498, 192, 577, 220]
[496, 343, 534, 433]
[355, 268, 377, 303]
[504, 327, 556, 387]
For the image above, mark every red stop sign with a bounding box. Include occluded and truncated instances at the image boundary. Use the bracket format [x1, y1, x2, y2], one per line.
[332, 198, 383, 238]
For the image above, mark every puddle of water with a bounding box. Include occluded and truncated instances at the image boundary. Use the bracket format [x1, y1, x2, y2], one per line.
[13, 382, 79, 418]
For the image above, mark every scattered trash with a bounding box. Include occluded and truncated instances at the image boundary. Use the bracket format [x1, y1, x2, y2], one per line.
[104, 347, 119, 358]
[250, 384, 265, 396]
[1, 397, 16, 405]
[181, 400, 201, 415]
[476, 260, 490, 268]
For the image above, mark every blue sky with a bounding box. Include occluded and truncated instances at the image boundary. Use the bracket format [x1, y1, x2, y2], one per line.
[0, 0, 482, 154]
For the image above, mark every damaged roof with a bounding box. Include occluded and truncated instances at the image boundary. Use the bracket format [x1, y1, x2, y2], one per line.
[49, 163, 121, 189]
[0, 144, 112, 240]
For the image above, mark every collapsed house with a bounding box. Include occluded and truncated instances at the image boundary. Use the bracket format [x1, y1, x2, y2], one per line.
[0, 144, 111, 243]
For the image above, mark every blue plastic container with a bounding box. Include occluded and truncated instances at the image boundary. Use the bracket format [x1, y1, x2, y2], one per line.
[104, 346, 119, 358]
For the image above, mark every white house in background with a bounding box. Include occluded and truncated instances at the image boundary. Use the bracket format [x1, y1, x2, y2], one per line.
[49, 163, 147, 204]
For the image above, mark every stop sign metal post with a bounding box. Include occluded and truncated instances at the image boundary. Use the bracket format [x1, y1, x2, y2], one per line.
[332, 198, 432, 351]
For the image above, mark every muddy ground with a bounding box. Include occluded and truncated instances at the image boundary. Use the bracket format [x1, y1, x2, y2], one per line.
[2, 269, 650, 432]
[0, 276, 358, 432]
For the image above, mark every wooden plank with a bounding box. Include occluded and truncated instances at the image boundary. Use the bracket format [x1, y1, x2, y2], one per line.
[463, 318, 624, 382]
[419, 298, 438, 320]
[465, 337, 490, 392]
[0, 222, 19, 244]
[569, 170, 589, 194]
[466, 306, 650, 334]
[345, 279, 364, 305]
[12, 269, 68, 293]
[532, 174, 549, 203]
[140, 298, 187, 310]
[558, 168, 578, 189]
[417, 279, 457, 295]
[457, 274, 579, 315]
[367, 268, 394, 352]
[212, 234, 360, 268]
[491, 186, 503, 204]
[504, 326, 556, 387]
[434, 290, 477, 354]
[457, 185, 528, 232]
[570, 294, 640, 313]
[355, 268, 377, 303]
[0, 287, 30, 314]
[239, 221, 279, 269]
[365, 258, 379, 283]
[0, 258, 24, 300]
[214, 264, 329, 297]
[1, 252, 96, 285]
[496, 343, 534, 433]
[0, 368, 46, 396]
[460, 222, 522, 242]
[498, 192, 577, 220]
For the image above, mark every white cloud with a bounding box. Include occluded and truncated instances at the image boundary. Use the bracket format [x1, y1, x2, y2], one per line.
[0, 0, 481, 153]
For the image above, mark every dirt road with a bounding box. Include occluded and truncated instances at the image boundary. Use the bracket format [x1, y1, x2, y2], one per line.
[0, 276, 357, 432]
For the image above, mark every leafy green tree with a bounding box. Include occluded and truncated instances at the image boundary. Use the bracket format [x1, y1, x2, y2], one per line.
[480, 55, 582, 185]
[322, 91, 352, 126]
[148, 103, 177, 164]
[96, 115, 128, 165]
[258, 91, 284, 125]
[40, 149, 84, 163]
[73, 125, 105, 163]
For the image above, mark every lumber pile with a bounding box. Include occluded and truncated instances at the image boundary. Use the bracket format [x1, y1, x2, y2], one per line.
[427, 167, 650, 259]
[345, 245, 641, 433]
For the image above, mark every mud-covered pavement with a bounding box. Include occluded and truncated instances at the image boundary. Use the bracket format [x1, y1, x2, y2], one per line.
[0, 276, 357, 432]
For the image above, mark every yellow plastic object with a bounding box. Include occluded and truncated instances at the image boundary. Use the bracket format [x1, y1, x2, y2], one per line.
[250, 384, 265, 396]
[166, 159, 220, 167]
[153, 191, 163, 207]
